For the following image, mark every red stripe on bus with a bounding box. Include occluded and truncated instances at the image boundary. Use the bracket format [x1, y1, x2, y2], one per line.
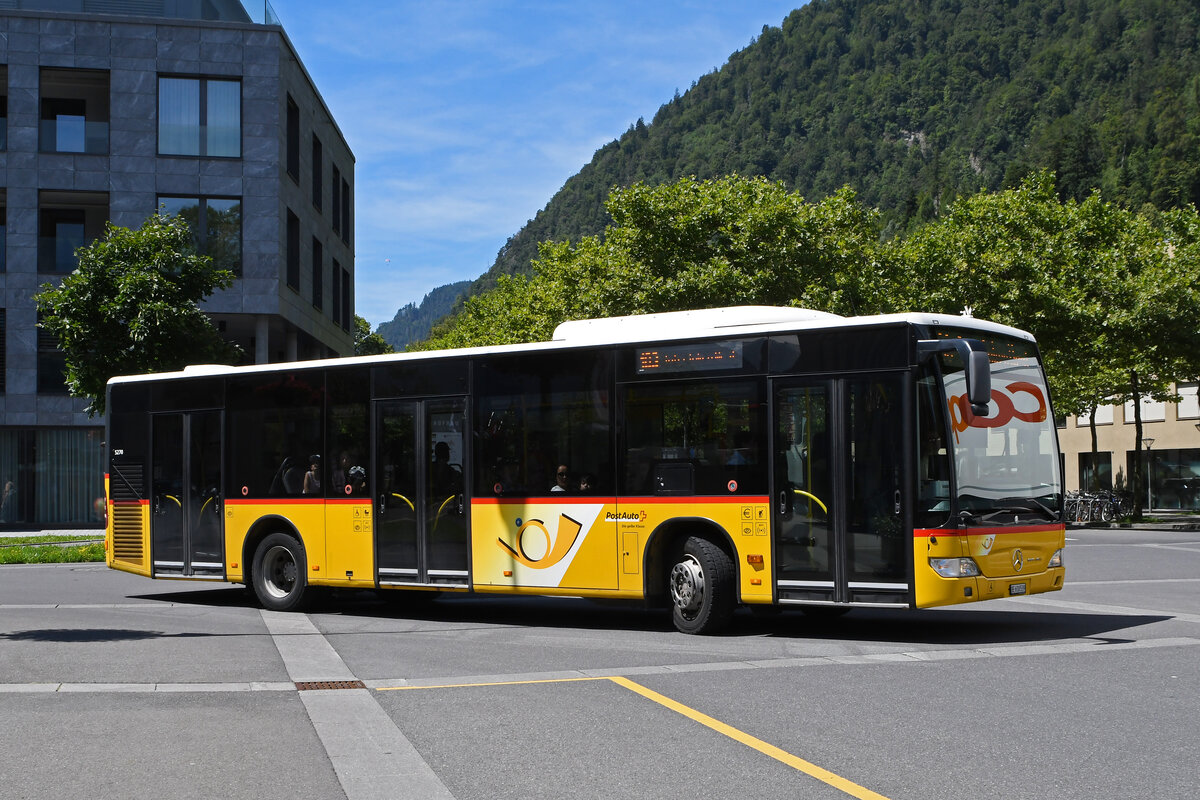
[914, 524, 1065, 538]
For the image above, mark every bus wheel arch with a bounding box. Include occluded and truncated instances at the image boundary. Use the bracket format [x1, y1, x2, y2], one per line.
[245, 518, 310, 612]
[644, 519, 737, 635]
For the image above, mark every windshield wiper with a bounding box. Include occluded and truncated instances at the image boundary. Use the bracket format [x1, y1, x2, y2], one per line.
[973, 498, 1059, 523]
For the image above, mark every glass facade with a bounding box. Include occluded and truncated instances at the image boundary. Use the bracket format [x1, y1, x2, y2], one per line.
[0, 428, 106, 527]
[1127, 448, 1200, 510]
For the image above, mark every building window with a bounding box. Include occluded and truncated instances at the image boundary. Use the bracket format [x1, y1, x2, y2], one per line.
[40, 68, 109, 154]
[341, 176, 351, 245]
[158, 196, 242, 276]
[286, 210, 300, 291]
[1, 65, 8, 151]
[311, 135, 323, 210]
[341, 266, 351, 331]
[0, 201, 6, 273]
[312, 237, 323, 310]
[331, 258, 341, 327]
[0, 308, 5, 394]
[331, 164, 341, 236]
[1178, 383, 1199, 419]
[1078, 452, 1112, 491]
[1124, 396, 1165, 424]
[38, 191, 108, 274]
[286, 95, 299, 181]
[158, 76, 240, 157]
[36, 314, 68, 395]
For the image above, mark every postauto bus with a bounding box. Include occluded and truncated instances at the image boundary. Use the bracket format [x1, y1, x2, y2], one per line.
[105, 306, 1064, 634]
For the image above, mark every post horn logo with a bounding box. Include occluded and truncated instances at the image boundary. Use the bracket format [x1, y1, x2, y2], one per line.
[498, 514, 583, 569]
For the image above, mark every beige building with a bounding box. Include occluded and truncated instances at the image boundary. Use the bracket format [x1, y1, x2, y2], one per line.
[1057, 382, 1200, 510]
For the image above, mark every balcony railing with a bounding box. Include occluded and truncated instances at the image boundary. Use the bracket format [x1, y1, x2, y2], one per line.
[39, 118, 108, 155]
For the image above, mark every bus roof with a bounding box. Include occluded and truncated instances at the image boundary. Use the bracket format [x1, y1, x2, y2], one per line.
[106, 306, 1036, 385]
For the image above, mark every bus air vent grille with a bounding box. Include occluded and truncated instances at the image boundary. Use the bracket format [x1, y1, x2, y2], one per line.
[110, 462, 145, 501]
[111, 504, 144, 563]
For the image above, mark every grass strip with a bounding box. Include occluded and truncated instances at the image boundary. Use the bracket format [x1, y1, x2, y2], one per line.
[0, 536, 105, 565]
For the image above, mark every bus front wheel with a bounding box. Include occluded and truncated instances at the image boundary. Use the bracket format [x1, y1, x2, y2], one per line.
[669, 536, 734, 635]
[251, 532, 309, 612]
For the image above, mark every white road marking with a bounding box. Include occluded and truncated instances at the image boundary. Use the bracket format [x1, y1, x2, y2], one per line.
[258, 610, 455, 800]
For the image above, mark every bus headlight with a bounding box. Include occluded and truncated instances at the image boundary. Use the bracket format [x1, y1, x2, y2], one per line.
[1047, 549, 1063, 568]
[929, 557, 981, 578]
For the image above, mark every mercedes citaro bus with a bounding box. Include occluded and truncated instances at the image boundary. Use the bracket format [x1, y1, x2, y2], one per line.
[105, 306, 1064, 633]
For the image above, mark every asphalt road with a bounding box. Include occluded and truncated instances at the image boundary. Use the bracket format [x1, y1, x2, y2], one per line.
[1, 527, 1197, 800]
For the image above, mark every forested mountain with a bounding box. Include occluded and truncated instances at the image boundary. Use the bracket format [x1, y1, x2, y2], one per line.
[392, 0, 1200, 345]
[377, 280, 471, 350]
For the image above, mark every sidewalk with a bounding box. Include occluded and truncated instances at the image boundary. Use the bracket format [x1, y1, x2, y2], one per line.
[1069, 513, 1200, 532]
[0, 528, 103, 540]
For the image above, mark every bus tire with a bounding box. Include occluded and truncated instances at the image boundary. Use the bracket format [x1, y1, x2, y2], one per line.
[251, 532, 309, 612]
[669, 536, 734, 635]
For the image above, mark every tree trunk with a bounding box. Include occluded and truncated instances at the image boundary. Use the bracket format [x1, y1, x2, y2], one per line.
[1131, 370, 1144, 521]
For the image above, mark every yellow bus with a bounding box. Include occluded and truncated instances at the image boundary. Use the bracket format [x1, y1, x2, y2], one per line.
[105, 306, 1065, 633]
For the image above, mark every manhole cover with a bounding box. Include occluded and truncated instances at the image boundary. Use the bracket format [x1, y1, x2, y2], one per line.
[295, 680, 366, 691]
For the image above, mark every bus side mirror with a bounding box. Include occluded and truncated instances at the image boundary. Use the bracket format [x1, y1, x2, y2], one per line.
[967, 348, 991, 416]
[917, 338, 992, 416]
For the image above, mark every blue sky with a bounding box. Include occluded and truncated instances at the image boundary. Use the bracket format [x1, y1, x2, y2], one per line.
[270, 1, 802, 327]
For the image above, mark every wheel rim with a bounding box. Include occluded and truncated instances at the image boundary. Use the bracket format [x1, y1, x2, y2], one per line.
[670, 554, 705, 620]
[262, 544, 298, 599]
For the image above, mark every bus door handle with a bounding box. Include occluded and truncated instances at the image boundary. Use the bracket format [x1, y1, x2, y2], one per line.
[894, 490, 902, 515]
[778, 490, 791, 516]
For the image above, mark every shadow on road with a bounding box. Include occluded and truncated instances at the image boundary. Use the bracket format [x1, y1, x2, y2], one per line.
[120, 585, 1173, 647]
[0, 627, 212, 642]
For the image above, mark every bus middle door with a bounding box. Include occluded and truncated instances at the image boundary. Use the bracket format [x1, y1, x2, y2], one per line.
[374, 397, 469, 588]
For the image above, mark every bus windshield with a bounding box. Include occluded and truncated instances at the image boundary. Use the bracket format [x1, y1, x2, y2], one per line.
[938, 331, 1062, 523]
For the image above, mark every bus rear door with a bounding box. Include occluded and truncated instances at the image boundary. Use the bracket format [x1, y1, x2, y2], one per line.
[149, 410, 224, 578]
[771, 375, 909, 607]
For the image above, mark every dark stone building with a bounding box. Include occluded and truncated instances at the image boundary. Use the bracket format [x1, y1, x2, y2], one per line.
[0, 0, 355, 527]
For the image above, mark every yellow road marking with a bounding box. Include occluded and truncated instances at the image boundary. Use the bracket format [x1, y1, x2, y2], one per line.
[609, 676, 892, 800]
[377, 675, 892, 800]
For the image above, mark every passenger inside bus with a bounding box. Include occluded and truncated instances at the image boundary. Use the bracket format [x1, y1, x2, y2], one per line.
[552, 464, 571, 492]
[302, 455, 321, 494]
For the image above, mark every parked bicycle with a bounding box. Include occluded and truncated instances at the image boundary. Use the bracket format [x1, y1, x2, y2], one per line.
[1065, 489, 1132, 523]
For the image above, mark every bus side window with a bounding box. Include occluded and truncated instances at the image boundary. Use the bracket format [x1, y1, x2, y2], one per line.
[327, 367, 369, 497]
[228, 372, 324, 499]
[622, 379, 766, 496]
[474, 353, 613, 497]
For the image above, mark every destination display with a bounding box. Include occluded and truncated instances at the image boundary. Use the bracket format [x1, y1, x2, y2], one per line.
[636, 341, 743, 374]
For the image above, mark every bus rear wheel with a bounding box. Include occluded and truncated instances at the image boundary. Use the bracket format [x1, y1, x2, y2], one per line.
[669, 536, 734, 635]
[251, 532, 309, 612]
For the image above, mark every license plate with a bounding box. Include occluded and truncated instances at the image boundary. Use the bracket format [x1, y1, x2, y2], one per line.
[1009, 583, 1027, 595]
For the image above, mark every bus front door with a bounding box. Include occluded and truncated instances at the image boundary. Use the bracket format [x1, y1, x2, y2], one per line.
[149, 410, 224, 578]
[374, 398, 468, 588]
[772, 376, 908, 606]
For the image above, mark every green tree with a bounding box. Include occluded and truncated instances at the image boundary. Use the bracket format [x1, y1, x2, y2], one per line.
[34, 212, 241, 416]
[353, 315, 395, 356]
[419, 175, 891, 349]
